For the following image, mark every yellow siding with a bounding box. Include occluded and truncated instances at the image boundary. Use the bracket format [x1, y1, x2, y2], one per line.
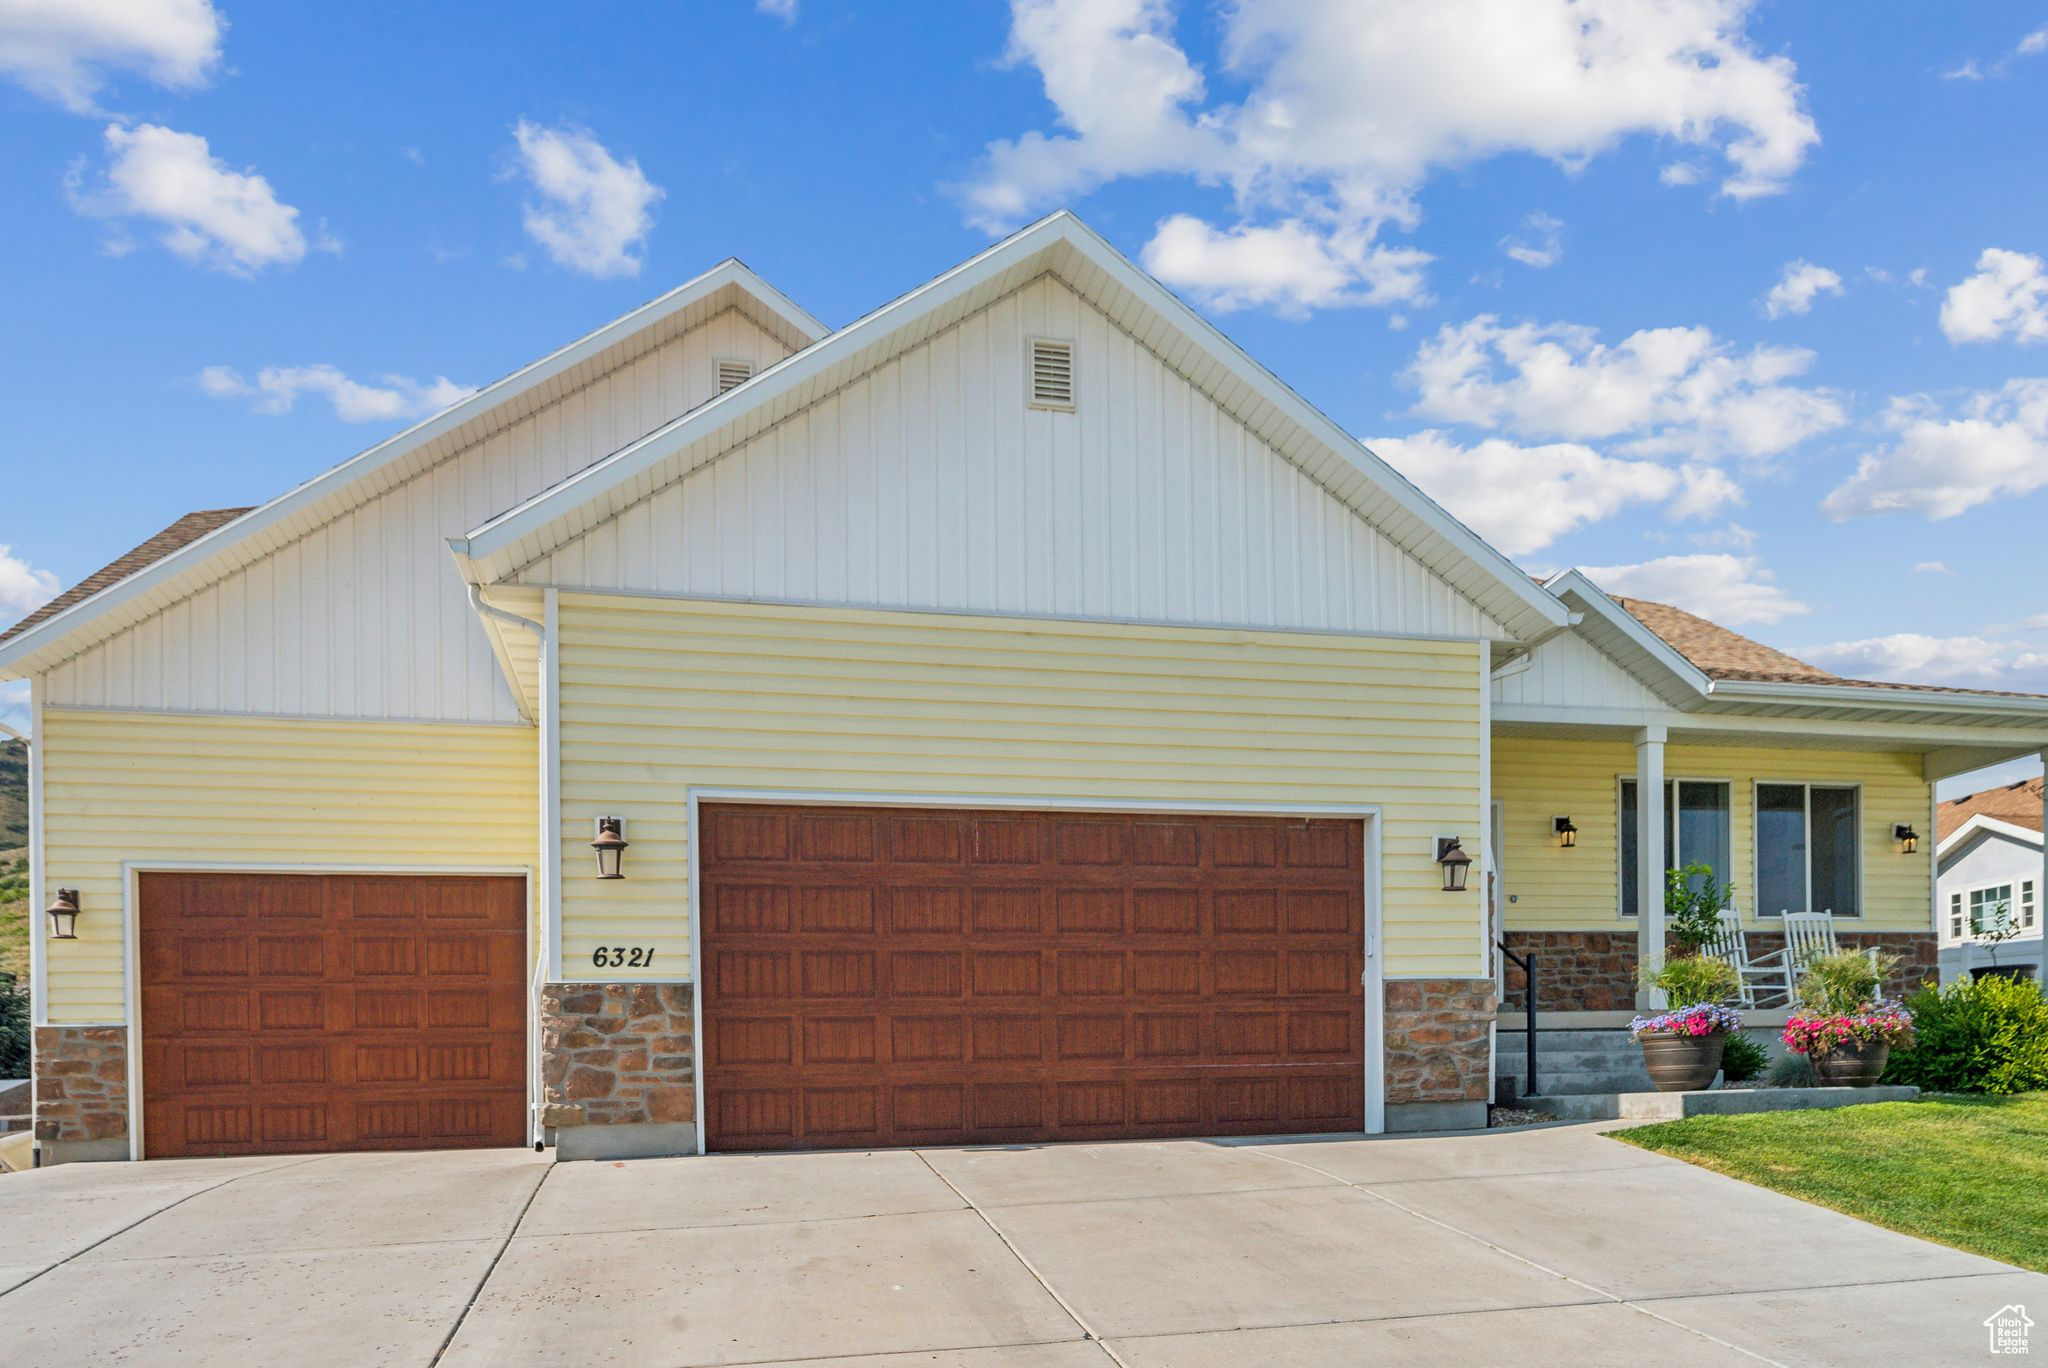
[40, 710, 539, 1023]
[557, 594, 1487, 979]
[1495, 735, 1932, 933]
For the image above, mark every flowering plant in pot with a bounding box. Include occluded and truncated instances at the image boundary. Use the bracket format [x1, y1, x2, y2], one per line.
[1631, 955, 1743, 1092]
[1780, 949, 1915, 1086]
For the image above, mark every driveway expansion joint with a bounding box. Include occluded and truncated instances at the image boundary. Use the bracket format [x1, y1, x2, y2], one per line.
[428, 1159, 554, 1366]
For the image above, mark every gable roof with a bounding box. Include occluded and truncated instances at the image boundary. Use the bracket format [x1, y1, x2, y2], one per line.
[1, 507, 252, 646]
[452, 212, 1572, 642]
[1939, 777, 2044, 842]
[0, 260, 827, 680]
[1612, 597, 1834, 685]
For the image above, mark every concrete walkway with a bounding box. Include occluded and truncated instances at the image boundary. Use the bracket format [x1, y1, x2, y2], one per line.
[0, 1123, 2039, 1366]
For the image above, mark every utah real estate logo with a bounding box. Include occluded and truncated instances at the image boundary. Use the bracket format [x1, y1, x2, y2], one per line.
[1986, 1305, 2034, 1355]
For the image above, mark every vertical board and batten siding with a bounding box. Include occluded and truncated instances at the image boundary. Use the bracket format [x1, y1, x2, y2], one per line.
[1491, 632, 1674, 713]
[41, 312, 793, 725]
[514, 275, 1506, 643]
[37, 710, 538, 1023]
[555, 594, 1488, 981]
[1493, 735, 1932, 933]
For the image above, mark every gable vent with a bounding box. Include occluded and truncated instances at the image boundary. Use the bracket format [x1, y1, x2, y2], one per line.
[1029, 339, 1074, 410]
[717, 359, 753, 393]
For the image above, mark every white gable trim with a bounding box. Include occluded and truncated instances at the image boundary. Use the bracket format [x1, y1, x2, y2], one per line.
[455, 212, 1573, 643]
[1938, 813, 2044, 859]
[0, 260, 826, 679]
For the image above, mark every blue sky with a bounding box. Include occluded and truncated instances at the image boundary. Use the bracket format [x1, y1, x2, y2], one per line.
[2, 1, 2045, 791]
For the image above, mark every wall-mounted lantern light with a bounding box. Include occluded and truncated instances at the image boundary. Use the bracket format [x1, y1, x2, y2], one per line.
[591, 816, 629, 879]
[1553, 816, 1578, 849]
[1435, 837, 1472, 893]
[46, 888, 81, 940]
[1893, 823, 1919, 856]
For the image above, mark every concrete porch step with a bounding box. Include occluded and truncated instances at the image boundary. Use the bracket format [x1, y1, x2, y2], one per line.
[1517, 1085, 1919, 1122]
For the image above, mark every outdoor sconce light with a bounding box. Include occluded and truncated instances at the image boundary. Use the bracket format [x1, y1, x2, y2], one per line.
[46, 888, 81, 940]
[1894, 823, 1919, 855]
[1435, 837, 1472, 893]
[591, 816, 629, 879]
[1553, 816, 1578, 849]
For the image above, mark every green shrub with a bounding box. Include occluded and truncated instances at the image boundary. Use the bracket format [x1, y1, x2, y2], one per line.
[1644, 953, 1740, 1008]
[0, 975, 26, 1079]
[1666, 862, 1732, 955]
[1883, 975, 2048, 1095]
[1720, 1032, 1770, 1083]
[1798, 948, 1897, 1014]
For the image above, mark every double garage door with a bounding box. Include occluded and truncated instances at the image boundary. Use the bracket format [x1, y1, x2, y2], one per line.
[700, 804, 1367, 1152]
[139, 871, 527, 1159]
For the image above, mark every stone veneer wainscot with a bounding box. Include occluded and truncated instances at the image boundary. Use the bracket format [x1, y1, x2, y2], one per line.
[34, 1023, 129, 1163]
[539, 983, 696, 1159]
[1383, 978, 1495, 1131]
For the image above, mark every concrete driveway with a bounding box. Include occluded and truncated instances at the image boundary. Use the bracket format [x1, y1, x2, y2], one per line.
[0, 1124, 2039, 1367]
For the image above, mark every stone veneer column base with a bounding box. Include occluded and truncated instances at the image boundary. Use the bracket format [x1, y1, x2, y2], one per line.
[1383, 978, 1494, 1132]
[539, 983, 696, 1161]
[34, 1024, 130, 1165]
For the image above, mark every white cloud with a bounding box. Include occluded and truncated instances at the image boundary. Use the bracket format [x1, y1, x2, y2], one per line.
[1822, 380, 2048, 520]
[1367, 431, 1688, 556]
[0, 679, 26, 735]
[1941, 59, 1984, 81]
[1940, 248, 2048, 344]
[961, 0, 1816, 314]
[68, 122, 311, 275]
[1500, 211, 1563, 269]
[1659, 161, 1704, 186]
[1578, 552, 1807, 625]
[0, 544, 59, 623]
[2023, 26, 2048, 56]
[755, 0, 798, 20]
[0, 0, 223, 112]
[1913, 561, 1953, 575]
[1404, 315, 1846, 461]
[1762, 260, 1842, 318]
[1141, 214, 1430, 314]
[200, 364, 473, 422]
[1798, 634, 2048, 693]
[509, 120, 663, 279]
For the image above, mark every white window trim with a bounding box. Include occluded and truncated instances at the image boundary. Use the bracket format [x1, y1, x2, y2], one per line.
[1751, 779, 1864, 920]
[1615, 775, 1732, 921]
[1951, 876, 2038, 943]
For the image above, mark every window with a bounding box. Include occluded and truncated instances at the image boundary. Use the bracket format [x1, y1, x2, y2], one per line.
[1958, 880, 2038, 939]
[1619, 780, 1731, 917]
[1029, 339, 1074, 409]
[1756, 782, 1860, 917]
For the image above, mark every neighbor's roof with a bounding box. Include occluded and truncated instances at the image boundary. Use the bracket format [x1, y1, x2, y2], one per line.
[1938, 777, 2044, 841]
[0, 259, 828, 679]
[0, 507, 254, 646]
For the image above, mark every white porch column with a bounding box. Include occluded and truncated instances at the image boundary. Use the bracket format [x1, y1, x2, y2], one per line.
[1636, 726, 1668, 1011]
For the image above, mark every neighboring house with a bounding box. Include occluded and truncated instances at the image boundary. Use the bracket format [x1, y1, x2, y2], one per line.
[1937, 778, 2042, 983]
[3, 212, 2046, 1166]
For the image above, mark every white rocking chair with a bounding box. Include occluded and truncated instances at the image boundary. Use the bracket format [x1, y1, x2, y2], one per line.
[1749, 910, 1877, 1007]
[1702, 906, 1779, 1008]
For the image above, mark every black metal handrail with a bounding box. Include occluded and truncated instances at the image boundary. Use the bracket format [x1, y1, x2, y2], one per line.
[1497, 940, 1537, 1099]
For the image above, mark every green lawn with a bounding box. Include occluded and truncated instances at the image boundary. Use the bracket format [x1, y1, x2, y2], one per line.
[0, 850, 25, 983]
[1616, 1093, 2048, 1272]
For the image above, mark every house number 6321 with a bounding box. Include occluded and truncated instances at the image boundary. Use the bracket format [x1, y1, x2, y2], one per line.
[592, 946, 656, 970]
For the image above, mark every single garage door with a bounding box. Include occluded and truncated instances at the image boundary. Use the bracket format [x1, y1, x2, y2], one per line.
[139, 871, 527, 1158]
[700, 804, 1365, 1152]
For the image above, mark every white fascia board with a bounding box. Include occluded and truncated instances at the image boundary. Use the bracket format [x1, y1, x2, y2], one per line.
[460, 211, 1571, 640]
[0, 260, 823, 679]
[1936, 813, 2044, 859]
[1542, 570, 1714, 700]
[1708, 677, 2048, 720]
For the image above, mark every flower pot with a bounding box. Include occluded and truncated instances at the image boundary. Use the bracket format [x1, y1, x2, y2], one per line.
[1813, 1039, 1889, 1087]
[1639, 1031, 1727, 1092]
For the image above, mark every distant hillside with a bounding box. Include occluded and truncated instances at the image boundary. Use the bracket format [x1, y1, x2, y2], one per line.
[0, 740, 22, 848]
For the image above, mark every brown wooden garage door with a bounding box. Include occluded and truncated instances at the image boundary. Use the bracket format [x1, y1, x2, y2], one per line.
[700, 804, 1365, 1152]
[139, 872, 527, 1158]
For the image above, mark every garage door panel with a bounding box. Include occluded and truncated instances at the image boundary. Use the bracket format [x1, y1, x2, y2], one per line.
[139, 871, 526, 1158]
[701, 804, 1365, 1152]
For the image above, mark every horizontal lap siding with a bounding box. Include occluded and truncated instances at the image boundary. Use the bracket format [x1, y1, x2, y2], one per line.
[40, 711, 539, 1023]
[556, 594, 1486, 981]
[1495, 736, 1932, 933]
